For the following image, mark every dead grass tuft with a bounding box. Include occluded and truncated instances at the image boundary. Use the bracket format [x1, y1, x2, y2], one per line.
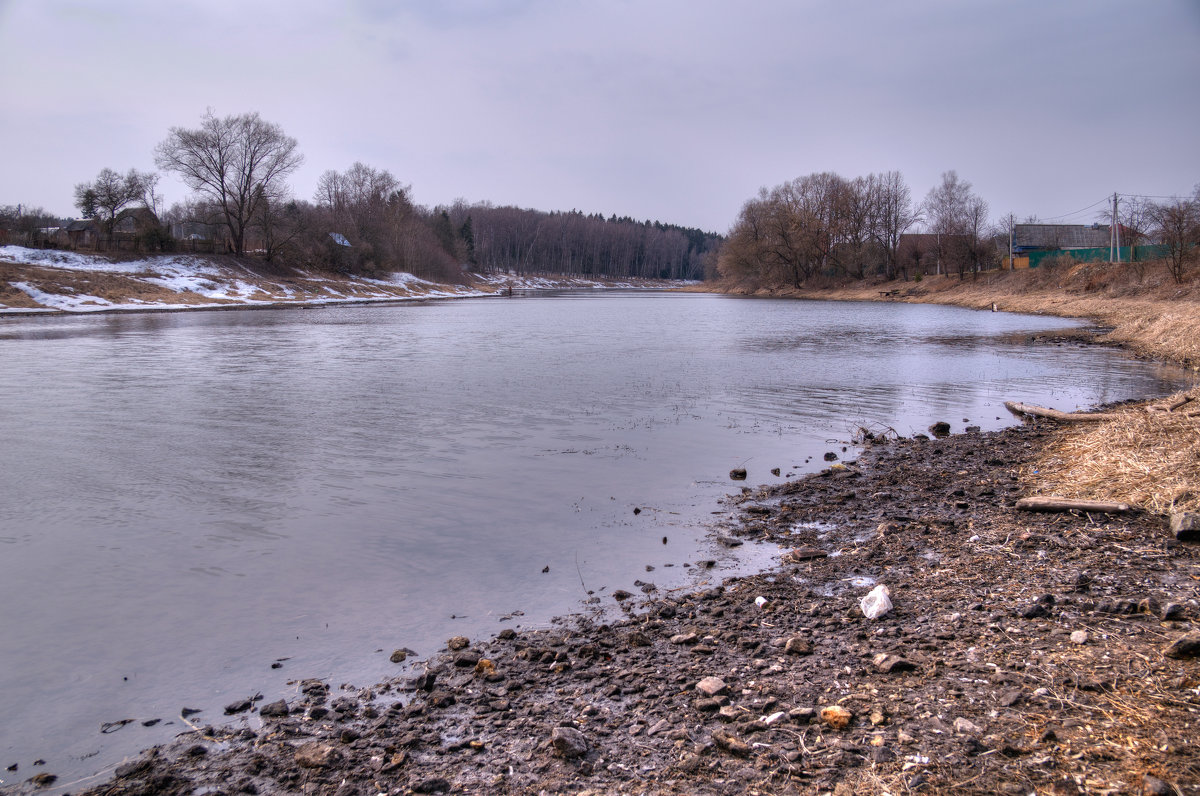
[1031, 390, 1200, 514]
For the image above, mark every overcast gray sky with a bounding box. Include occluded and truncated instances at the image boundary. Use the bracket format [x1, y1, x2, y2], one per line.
[2, 0, 1197, 233]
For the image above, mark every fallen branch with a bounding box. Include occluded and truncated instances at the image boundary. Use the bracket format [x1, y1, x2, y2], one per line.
[1169, 395, 1195, 412]
[1016, 496, 1137, 514]
[1003, 401, 1118, 423]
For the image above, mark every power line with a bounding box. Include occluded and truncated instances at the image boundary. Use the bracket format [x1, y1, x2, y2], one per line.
[1037, 196, 1111, 223]
[1115, 192, 1192, 200]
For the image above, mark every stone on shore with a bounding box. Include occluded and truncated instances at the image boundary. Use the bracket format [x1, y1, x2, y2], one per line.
[1164, 632, 1200, 659]
[295, 742, 340, 768]
[1171, 511, 1200, 541]
[695, 676, 728, 696]
[550, 726, 589, 758]
[259, 699, 289, 717]
[820, 705, 852, 729]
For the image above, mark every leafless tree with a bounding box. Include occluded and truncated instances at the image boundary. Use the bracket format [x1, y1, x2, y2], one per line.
[922, 171, 987, 278]
[870, 171, 921, 280]
[73, 167, 154, 239]
[155, 110, 303, 256]
[1151, 198, 1200, 284]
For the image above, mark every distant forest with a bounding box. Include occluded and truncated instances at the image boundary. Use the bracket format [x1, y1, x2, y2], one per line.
[1, 110, 721, 284]
[443, 203, 719, 281]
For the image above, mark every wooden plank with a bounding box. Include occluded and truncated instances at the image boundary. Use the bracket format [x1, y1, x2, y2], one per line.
[1003, 401, 1118, 423]
[1016, 496, 1136, 514]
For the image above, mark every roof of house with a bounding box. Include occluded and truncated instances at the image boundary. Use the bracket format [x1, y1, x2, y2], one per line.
[1014, 224, 1110, 250]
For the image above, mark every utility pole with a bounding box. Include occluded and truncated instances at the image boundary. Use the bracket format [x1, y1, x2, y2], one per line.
[1008, 215, 1014, 270]
[1110, 193, 1121, 264]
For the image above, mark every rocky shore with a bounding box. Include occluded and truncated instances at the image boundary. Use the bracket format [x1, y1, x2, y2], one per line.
[13, 417, 1200, 796]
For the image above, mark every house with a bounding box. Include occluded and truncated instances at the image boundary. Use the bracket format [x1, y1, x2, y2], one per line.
[1013, 224, 1111, 254]
[113, 207, 162, 240]
[65, 219, 99, 248]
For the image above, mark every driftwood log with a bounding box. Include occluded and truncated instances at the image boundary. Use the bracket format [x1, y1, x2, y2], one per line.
[1004, 401, 1118, 423]
[1016, 496, 1137, 514]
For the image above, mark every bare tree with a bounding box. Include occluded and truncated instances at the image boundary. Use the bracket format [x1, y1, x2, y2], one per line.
[155, 110, 303, 256]
[869, 170, 920, 279]
[73, 167, 154, 240]
[922, 170, 986, 278]
[1151, 198, 1200, 284]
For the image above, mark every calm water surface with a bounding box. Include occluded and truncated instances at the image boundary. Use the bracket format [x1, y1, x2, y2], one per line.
[0, 291, 1194, 786]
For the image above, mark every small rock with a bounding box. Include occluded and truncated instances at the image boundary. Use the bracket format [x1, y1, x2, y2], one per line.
[929, 421, 951, 437]
[295, 742, 340, 768]
[412, 777, 452, 794]
[446, 636, 470, 651]
[872, 653, 915, 673]
[729, 468, 747, 480]
[997, 690, 1023, 707]
[1143, 773, 1182, 796]
[670, 632, 699, 645]
[612, 589, 633, 601]
[716, 705, 740, 723]
[954, 717, 983, 735]
[410, 670, 438, 692]
[389, 649, 412, 663]
[1164, 632, 1200, 659]
[716, 536, 743, 548]
[259, 699, 289, 717]
[1069, 630, 1089, 645]
[783, 546, 827, 562]
[823, 451, 838, 461]
[696, 676, 728, 696]
[1170, 511, 1200, 541]
[819, 705, 852, 730]
[785, 637, 813, 656]
[1163, 603, 1185, 621]
[550, 726, 589, 758]
[1018, 602, 1049, 619]
[29, 773, 57, 787]
[224, 699, 253, 715]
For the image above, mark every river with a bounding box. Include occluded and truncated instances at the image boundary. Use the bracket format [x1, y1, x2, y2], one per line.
[0, 291, 1194, 789]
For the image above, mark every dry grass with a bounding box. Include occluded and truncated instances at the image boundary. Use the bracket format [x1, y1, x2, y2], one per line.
[1030, 390, 1200, 515]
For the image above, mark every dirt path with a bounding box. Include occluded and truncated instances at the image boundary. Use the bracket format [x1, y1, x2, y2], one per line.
[19, 419, 1192, 796]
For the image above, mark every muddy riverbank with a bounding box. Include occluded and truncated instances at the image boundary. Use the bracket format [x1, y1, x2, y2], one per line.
[15, 413, 1195, 796]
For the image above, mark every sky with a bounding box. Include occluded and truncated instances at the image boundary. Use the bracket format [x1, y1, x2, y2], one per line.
[2, 0, 1198, 234]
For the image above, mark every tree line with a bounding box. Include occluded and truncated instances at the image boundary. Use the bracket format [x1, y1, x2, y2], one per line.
[441, 203, 719, 280]
[2, 109, 720, 284]
[717, 169, 1200, 286]
[718, 170, 986, 286]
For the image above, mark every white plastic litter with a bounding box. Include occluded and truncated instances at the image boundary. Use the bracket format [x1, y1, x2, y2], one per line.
[754, 596, 768, 608]
[860, 584, 892, 619]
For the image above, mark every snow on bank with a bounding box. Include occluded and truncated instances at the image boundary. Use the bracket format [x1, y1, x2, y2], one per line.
[1, 246, 672, 315]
